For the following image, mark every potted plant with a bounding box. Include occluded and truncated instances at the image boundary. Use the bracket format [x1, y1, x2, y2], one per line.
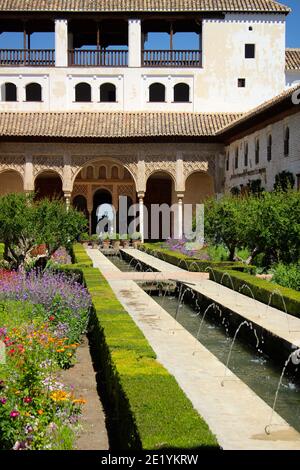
[110, 233, 120, 251]
[120, 233, 130, 249]
[90, 234, 99, 249]
[80, 232, 90, 247]
[100, 233, 110, 249]
[131, 232, 142, 249]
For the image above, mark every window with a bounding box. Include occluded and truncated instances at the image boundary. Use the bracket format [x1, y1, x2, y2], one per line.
[255, 138, 260, 164]
[235, 148, 239, 169]
[173, 83, 190, 102]
[267, 134, 272, 162]
[244, 142, 248, 167]
[284, 127, 290, 157]
[149, 83, 165, 102]
[25, 83, 42, 102]
[226, 153, 229, 171]
[297, 174, 300, 191]
[99, 166, 107, 179]
[245, 44, 255, 59]
[86, 166, 94, 179]
[238, 78, 246, 88]
[100, 83, 116, 102]
[3, 82, 17, 102]
[111, 166, 119, 179]
[75, 83, 91, 102]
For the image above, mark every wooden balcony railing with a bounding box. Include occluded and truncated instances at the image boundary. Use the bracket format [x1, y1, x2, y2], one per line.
[142, 50, 202, 67]
[69, 49, 128, 67]
[0, 49, 55, 66]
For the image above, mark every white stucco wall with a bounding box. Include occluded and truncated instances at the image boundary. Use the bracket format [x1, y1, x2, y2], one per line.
[224, 110, 300, 192]
[0, 13, 287, 113]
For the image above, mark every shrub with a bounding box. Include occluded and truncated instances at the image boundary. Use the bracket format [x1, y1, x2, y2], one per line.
[272, 263, 300, 291]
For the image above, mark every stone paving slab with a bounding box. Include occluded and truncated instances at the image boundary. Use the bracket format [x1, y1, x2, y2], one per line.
[86, 248, 300, 450]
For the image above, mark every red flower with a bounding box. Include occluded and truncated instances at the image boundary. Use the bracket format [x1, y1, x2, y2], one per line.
[8, 348, 15, 356]
[23, 397, 33, 404]
[49, 316, 55, 322]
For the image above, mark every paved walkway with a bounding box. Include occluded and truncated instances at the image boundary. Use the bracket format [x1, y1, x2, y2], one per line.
[122, 249, 300, 348]
[86, 248, 300, 450]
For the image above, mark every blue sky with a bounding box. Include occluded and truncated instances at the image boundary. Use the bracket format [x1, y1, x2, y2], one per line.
[0, 2, 299, 49]
[285, 0, 300, 47]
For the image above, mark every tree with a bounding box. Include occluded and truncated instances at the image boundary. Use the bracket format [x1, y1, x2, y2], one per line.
[0, 193, 87, 269]
[274, 171, 295, 192]
[204, 195, 244, 260]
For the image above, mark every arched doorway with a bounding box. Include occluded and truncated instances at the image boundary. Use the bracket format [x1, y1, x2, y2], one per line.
[34, 171, 63, 200]
[73, 194, 89, 220]
[92, 189, 113, 234]
[0, 170, 24, 195]
[144, 172, 174, 241]
[183, 172, 214, 208]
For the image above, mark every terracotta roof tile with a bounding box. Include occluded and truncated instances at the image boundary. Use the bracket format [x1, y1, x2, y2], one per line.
[0, 0, 290, 13]
[286, 49, 300, 71]
[0, 111, 241, 139]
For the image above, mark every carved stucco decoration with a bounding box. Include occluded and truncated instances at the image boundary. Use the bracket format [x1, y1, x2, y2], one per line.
[33, 155, 64, 178]
[117, 184, 136, 200]
[0, 154, 25, 176]
[144, 156, 176, 180]
[183, 155, 215, 180]
[72, 184, 88, 199]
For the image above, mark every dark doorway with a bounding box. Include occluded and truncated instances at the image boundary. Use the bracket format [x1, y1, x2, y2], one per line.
[73, 195, 88, 217]
[144, 174, 172, 241]
[34, 172, 63, 200]
[92, 189, 112, 234]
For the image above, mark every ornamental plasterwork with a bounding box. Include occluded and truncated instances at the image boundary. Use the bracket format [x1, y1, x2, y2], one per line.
[71, 155, 139, 183]
[117, 184, 136, 200]
[33, 155, 64, 177]
[183, 155, 215, 179]
[0, 154, 25, 175]
[144, 156, 176, 180]
[72, 184, 88, 199]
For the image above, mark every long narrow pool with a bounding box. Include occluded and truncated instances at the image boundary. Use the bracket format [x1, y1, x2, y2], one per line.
[151, 292, 300, 433]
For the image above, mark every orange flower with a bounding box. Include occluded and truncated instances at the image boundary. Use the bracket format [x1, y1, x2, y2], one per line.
[37, 409, 44, 415]
[72, 398, 87, 405]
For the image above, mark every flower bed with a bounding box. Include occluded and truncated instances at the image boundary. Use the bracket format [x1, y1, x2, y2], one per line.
[0, 269, 92, 450]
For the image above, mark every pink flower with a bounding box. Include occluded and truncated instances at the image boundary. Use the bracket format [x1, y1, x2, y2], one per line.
[0, 397, 7, 405]
[10, 410, 20, 419]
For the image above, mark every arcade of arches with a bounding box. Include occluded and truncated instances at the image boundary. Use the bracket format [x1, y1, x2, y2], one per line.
[0, 142, 220, 240]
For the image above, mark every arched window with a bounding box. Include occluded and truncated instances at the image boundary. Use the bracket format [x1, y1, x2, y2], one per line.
[99, 166, 107, 179]
[111, 166, 119, 179]
[225, 152, 229, 172]
[267, 134, 272, 162]
[244, 142, 248, 167]
[174, 83, 190, 102]
[100, 83, 116, 102]
[149, 83, 165, 102]
[284, 127, 290, 157]
[75, 83, 91, 102]
[235, 148, 239, 169]
[3, 82, 17, 102]
[255, 138, 260, 164]
[86, 166, 94, 179]
[26, 83, 42, 102]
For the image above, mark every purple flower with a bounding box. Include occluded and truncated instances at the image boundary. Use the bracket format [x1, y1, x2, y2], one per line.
[0, 397, 7, 404]
[13, 440, 27, 451]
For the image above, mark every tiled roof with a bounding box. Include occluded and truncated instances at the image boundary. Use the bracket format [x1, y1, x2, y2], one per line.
[218, 84, 300, 135]
[0, 111, 241, 139]
[286, 49, 300, 71]
[0, 0, 290, 13]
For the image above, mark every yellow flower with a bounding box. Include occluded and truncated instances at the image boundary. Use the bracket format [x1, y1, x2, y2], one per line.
[72, 398, 87, 405]
[50, 391, 70, 402]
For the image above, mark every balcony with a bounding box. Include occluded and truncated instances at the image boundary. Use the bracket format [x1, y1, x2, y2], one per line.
[68, 49, 128, 67]
[0, 49, 55, 66]
[142, 50, 202, 67]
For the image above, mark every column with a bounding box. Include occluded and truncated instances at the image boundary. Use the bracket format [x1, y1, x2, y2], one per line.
[176, 193, 184, 240]
[55, 19, 68, 67]
[24, 154, 34, 193]
[138, 192, 145, 243]
[64, 191, 71, 211]
[128, 19, 141, 67]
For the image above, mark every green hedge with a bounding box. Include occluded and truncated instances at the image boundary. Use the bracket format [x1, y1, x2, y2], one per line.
[210, 268, 300, 319]
[141, 244, 254, 274]
[71, 244, 218, 450]
[0, 243, 4, 260]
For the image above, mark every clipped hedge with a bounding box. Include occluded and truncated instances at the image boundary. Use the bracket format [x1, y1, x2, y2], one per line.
[141, 243, 254, 274]
[0, 243, 4, 260]
[72, 244, 218, 450]
[210, 268, 300, 319]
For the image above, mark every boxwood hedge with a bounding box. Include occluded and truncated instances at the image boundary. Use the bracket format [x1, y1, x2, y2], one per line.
[70, 244, 219, 450]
